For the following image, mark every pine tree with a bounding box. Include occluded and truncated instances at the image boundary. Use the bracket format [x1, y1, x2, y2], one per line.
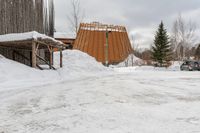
[151, 21, 172, 67]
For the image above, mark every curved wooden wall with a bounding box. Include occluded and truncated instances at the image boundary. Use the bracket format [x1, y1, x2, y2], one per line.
[74, 23, 133, 64]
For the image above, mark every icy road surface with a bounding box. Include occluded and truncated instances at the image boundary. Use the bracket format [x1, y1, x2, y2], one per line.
[0, 70, 200, 133]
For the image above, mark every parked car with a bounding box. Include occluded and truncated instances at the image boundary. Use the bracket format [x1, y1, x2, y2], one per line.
[180, 60, 200, 71]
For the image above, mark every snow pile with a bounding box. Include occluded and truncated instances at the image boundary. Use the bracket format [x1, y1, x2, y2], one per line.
[0, 50, 107, 91]
[116, 54, 144, 67]
[54, 50, 109, 79]
[0, 54, 67, 91]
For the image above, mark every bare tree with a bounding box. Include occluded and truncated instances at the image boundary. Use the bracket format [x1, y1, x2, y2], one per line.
[130, 35, 140, 66]
[68, 0, 85, 36]
[171, 14, 197, 60]
[195, 44, 200, 60]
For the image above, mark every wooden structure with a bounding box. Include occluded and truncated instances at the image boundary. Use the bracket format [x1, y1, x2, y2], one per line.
[0, 32, 64, 69]
[73, 22, 133, 65]
[0, 0, 54, 36]
[0, 0, 59, 69]
[55, 38, 75, 49]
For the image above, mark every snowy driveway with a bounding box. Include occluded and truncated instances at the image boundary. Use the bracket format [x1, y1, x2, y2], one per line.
[0, 70, 200, 133]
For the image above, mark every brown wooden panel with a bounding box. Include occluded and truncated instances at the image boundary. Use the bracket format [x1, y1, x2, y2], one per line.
[111, 32, 119, 62]
[97, 32, 106, 63]
[115, 32, 124, 61]
[83, 28, 90, 52]
[92, 31, 99, 61]
[87, 30, 94, 56]
[108, 32, 115, 62]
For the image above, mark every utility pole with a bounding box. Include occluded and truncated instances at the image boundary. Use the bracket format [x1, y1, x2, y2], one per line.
[105, 28, 111, 67]
[105, 30, 109, 66]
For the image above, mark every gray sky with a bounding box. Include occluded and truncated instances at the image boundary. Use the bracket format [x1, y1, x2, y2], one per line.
[54, 0, 200, 48]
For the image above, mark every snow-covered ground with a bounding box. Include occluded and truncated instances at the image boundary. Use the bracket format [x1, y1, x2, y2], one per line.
[0, 50, 200, 133]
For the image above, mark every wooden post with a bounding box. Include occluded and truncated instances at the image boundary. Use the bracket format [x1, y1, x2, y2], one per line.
[49, 46, 53, 69]
[32, 41, 37, 68]
[60, 48, 63, 68]
[52, 48, 54, 66]
[12, 50, 15, 61]
[30, 51, 32, 67]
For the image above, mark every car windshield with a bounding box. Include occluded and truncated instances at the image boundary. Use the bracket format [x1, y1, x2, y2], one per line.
[183, 61, 194, 65]
[183, 61, 189, 65]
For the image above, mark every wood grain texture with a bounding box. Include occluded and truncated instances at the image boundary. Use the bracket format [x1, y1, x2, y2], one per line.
[0, 0, 54, 36]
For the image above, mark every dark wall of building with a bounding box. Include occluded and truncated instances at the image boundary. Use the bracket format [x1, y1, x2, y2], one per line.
[0, 0, 54, 36]
[0, 46, 50, 67]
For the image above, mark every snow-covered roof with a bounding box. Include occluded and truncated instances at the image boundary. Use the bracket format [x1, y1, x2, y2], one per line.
[0, 31, 64, 46]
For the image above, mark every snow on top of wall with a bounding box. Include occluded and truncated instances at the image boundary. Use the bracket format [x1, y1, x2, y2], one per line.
[54, 32, 76, 39]
[0, 31, 63, 44]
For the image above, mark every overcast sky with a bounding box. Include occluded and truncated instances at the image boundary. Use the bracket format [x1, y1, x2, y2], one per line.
[54, 0, 200, 48]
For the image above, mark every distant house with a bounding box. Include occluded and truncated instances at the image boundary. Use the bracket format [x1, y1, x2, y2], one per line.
[54, 32, 76, 49]
[0, 0, 64, 69]
[73, 22, 133, 65]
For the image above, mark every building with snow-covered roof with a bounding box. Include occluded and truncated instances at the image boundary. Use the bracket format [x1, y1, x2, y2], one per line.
[54, 32, 76, 49]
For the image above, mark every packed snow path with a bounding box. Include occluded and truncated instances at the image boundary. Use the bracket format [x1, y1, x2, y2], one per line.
[0, 70, 200, 133]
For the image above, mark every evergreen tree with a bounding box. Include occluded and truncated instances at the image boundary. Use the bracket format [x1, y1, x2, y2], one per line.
[151, 21, 171, 67]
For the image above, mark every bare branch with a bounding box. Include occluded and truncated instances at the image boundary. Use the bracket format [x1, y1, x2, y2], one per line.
[67, 0, 85, 36]
[171, 14, 197, 60]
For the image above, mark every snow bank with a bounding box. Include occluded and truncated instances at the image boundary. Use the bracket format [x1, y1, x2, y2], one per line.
[114, 62, 181, 72]
[54, 50, 109, 79]
[168, 61, 183, 71]
[0, 50, 107, 91]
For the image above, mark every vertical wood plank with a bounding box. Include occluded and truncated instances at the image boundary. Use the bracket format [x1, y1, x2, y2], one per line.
[32, 41, 37, 68]
[60, 48, 63, 68]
